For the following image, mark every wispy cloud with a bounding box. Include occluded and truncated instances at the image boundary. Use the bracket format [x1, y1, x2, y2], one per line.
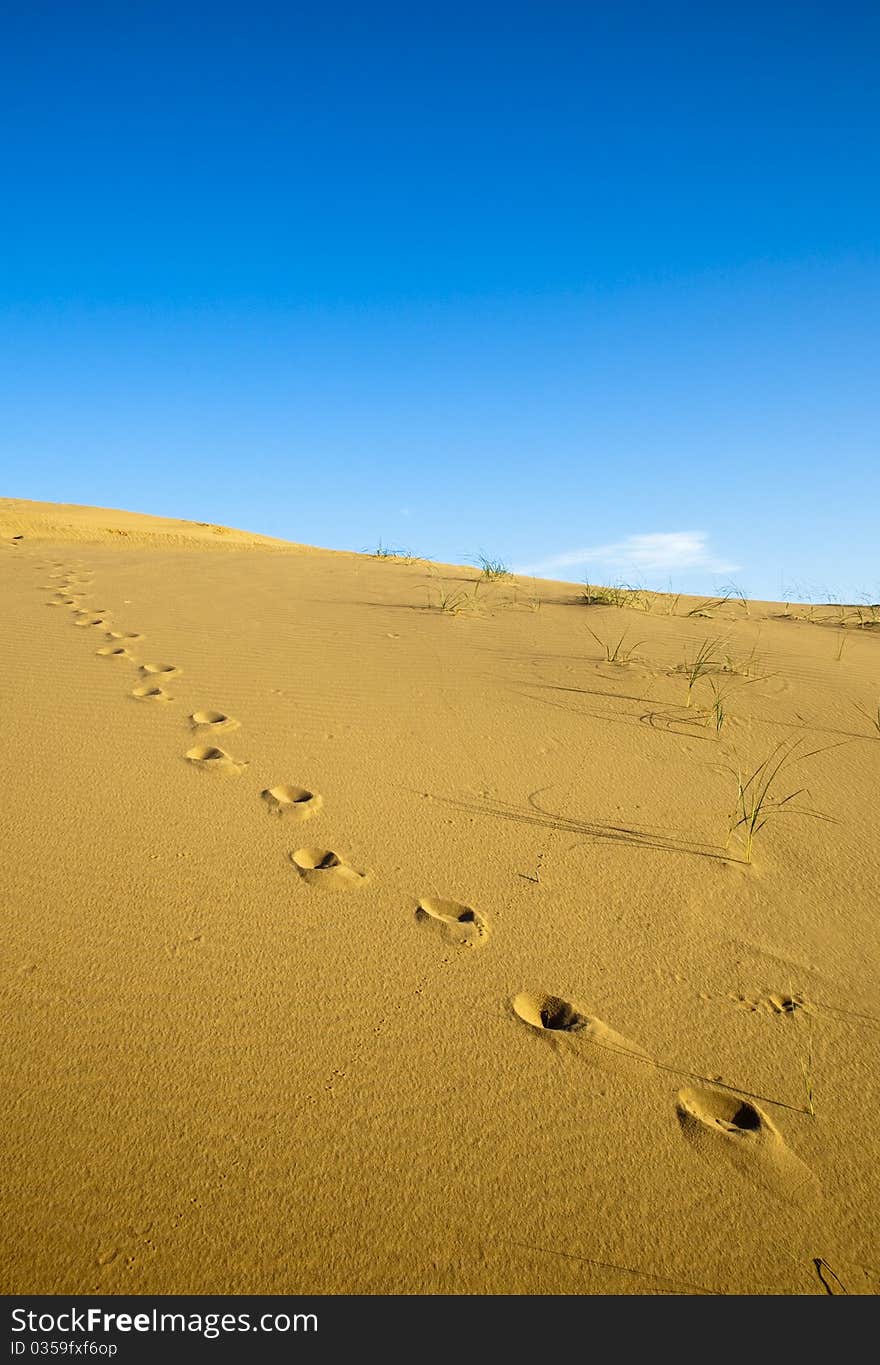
[515, 531, 739, 579]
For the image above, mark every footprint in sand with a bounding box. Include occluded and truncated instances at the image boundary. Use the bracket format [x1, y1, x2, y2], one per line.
[290, 847, 367, 890]
[184, 745, 246, 775]
[511, 991, 646, 1060]
[415, 896, 489, 947]
[261, 785, 322, 821]
[731, 990, 808, 1017]
[189, 709, 240, 734]
[675, 1085, 818, 1205]
[140, 663, 181, 678]
[96, 645, 134, 660]
[131, 684, 172, 702]
[74, 615, 108, 628]
[106, 630, 143, 643]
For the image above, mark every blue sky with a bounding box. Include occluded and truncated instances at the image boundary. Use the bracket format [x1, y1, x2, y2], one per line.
[2, 1, 878, 600]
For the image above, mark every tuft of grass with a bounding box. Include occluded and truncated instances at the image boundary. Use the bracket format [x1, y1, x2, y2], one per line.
[679, 636, 726, 706]
[686, 589, 732, 618]
[368, 540, 407, 559]
[581, 581, 648, 610]
[431, 580, 484, 616]
[475, 554, 512, 581]
[586, 626, 643, 664]
[706, 678, 729, 735]
[721, 581, 751, 615]
[724, 737, 831, 865]
[583, 582, 625, 607]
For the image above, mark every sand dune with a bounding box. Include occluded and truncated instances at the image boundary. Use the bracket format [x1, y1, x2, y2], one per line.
[1, 498, 878, 1294]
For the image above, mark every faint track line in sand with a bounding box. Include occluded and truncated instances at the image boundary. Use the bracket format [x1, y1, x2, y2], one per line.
[501, 1238, 717, 1295]
[406, 785, 733, 864]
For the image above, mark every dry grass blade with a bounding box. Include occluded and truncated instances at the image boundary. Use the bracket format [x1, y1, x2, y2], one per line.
[852, 699, 880, 736]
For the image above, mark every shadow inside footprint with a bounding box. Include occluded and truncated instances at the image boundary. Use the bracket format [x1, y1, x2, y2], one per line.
[190, 709, 239, 732]
[261, 785, 323, 821]
[513, 992, 587, 1032]
[290, 846, 366, 890]
[416, 896, 489, 947]
[511, 991, 648, 1066]
[675, 1085, 818, 1205]
[185, 745, 245, 775]
[132, 685, 172, 702]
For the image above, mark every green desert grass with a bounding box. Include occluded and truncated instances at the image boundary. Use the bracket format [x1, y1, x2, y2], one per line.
[582, 581, 649, 610]
[474, 554, 512, 581]
[430, 580, 485, 616]
[586, 626, 643, 664]
[722, 581, 751, 615]
[678, 636, 726, 706]
[705, 678, 729, 735]
[724, 738, 833, 864]
[368, 539, 407, 559]
[685, 591, 732, 618]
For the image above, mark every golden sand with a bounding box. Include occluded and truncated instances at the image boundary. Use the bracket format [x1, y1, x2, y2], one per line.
[1, 497, 878, 1294]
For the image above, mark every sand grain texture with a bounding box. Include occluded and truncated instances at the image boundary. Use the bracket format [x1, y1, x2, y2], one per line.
[1, 499, 879, 1294]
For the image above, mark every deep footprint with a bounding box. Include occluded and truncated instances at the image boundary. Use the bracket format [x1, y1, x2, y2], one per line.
[141, 663, 181, 677]
[675, 1085, 819, 1204]
[132, 684, 172, 702]
[261, 785, 322, 821]
[513, 992, 587, 1032]
[96, 645, 133, 660]
[415, 896, 489, 947]
[190, 709, 240, 733]
[185, 745, 245, 775]
[290, 847, 367, 890]
[512, 991, 647, 1061]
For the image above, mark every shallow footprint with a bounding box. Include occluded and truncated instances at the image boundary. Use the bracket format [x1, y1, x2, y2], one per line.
[189, 709, 240, 733]
[141, 663, 181, 677]
[185, 744, 245, 775]
[74, 615, 108, 628]
[290, 847, 367, 890]
[261, 785, 322, 820]
[132, 684, 172, 702]
[106, 630, 143, 643]
[675, 1085, 818, 1205]
[416, 896, 489, 947]
[96, 645, 133, 660]
[512, 991, 646, 1060]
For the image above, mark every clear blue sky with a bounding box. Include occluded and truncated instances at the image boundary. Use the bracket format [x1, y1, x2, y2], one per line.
[2, 1, 878, 600]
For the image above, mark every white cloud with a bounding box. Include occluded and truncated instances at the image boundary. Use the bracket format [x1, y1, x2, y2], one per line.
[515, 531, 739, 579]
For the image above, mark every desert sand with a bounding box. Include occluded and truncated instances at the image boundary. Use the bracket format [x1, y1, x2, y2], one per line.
[1, 496, 878, 1295]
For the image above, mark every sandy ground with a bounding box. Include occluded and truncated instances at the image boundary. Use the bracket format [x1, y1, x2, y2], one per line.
[1, 497, 878, 1296]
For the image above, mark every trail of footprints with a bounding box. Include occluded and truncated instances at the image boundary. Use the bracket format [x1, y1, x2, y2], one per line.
[38, 561, 819, 1212]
